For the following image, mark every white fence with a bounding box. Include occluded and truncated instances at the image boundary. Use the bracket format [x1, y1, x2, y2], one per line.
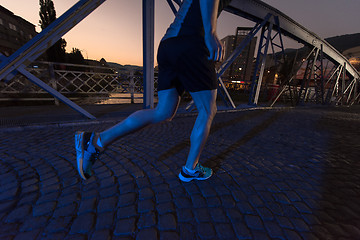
[0, 62, 158, 105]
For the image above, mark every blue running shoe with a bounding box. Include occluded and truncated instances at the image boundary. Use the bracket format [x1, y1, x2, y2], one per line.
[178, 163, 213, 182]
[75, 131, 102, 180]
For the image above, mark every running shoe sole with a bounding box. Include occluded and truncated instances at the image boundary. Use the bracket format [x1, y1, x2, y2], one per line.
[178, 168, 213, 182]
[75, 131, 87, 180]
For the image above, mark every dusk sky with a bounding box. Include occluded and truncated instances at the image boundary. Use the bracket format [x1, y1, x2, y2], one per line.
[1, 0, 359, 66]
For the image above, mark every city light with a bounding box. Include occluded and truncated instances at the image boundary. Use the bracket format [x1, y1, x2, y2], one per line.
[231, 80, 245, 84]
[349, 58, 360, 64]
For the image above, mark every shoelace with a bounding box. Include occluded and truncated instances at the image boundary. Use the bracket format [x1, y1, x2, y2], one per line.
[196, 164, 205, 173]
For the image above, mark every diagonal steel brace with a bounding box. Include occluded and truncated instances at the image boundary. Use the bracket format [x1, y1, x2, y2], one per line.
[0, 0, 107, 119]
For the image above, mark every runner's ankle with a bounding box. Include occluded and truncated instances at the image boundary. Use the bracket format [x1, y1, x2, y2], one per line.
[92, 132, 104, 152]
[184, 166, 196, 174]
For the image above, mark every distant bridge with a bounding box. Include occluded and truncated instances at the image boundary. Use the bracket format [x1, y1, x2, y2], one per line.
[0, 0, 359, 119]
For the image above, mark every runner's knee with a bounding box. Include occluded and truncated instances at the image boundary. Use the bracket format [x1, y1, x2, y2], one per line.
[198, 103, 217, 120]
[153, 107, 176, 123]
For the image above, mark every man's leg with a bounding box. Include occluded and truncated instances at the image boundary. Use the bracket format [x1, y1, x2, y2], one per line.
[186, 89, 217, 170]
[99, 88, 180, 147]
[75, 88, 180, 180]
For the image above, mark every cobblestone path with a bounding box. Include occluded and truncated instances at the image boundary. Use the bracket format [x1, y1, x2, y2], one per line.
[0, 107, 359, 239]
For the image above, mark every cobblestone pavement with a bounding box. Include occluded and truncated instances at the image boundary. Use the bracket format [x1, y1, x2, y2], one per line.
[0, 106, 359, 239]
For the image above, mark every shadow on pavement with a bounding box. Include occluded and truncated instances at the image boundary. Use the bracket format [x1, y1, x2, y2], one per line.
[314, 108, 360, 239]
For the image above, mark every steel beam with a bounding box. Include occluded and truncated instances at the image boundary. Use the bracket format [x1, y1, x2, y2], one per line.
[248, 21, 273, 105]
[335, 65, 343, 99]
[217, 76, 236, 109]
[270, 16, 286, 66]
[166, 0, 178, 14]
[324, 64, 341, 104]
[264, 16, 286, 105]
[143, 0, 155, 109]
[341, 62, 347, 104]
[173, 0, 183, 6]
[297, 48, 322, 105]
[310, 44, 325, 104]
[350, 84, 360, 105]
[254, 24, 273, 105]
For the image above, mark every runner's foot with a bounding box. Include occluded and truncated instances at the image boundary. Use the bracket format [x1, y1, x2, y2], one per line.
[75, 131, 103, 180]
[178, 163, 213, 182]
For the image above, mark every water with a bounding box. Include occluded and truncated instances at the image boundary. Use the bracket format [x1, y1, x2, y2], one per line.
[95, 93, 158, 104]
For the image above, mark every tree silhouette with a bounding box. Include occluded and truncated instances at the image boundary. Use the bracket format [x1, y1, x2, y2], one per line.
[39, 0, 66, 62]
[67, 48, 85, 65]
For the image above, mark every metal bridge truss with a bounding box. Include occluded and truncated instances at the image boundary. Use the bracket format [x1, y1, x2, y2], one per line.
[248, 15, 285, 106]
[214, 13, 285, 108]
[225, 0, 360, 107]
[269, 46, 359, 106]
[297, 47, 325, 105]
[1, 0, 359, 120]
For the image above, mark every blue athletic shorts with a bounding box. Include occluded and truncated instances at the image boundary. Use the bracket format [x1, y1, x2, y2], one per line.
[157, 36, 217, 95]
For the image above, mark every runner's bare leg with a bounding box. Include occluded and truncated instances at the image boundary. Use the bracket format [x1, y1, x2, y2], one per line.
[99, 88, 180, 147]
[185, 89, 217, 170]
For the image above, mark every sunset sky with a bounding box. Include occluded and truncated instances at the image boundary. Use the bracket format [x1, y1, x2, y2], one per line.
[1, 0, 359, 66]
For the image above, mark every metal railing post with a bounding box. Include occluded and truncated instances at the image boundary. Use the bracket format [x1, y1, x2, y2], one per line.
[342, 62, 346, 104]
[248, 21, 274, 105]
[48, 63, 59, 106]
[130, 71, 135, 104]
[142, 0, 155, 109]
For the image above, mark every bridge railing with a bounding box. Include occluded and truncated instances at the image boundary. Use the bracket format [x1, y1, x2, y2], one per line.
[0, 62, 158, 105]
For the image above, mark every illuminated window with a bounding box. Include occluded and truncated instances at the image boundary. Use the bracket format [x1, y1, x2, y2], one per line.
[9, 23, 17, 31]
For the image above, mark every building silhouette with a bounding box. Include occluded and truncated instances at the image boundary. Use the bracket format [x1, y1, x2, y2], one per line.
[219, 27, 257, 82]
[0, 5, 37, 57]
